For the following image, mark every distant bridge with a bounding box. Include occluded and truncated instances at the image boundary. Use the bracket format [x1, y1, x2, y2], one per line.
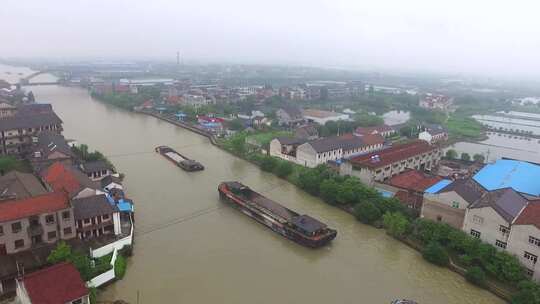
[18, 70, 59, 86]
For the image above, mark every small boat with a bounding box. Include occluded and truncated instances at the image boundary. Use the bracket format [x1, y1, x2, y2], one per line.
[391, 300, 418, 304]
[218, 181, 337, 248]
[155, 146, 204, 171]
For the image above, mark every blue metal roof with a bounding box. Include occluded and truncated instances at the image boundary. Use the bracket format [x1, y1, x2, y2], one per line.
[473, 159, 540, 196]
[425, 179, 452, 194]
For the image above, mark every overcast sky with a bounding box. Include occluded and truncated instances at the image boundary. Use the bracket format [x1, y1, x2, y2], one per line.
[2, 0, 540, 78]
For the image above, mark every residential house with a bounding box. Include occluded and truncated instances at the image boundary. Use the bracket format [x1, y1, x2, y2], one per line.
[16, 262, 89, 304]
[0, 171, 47, 201]
[340, 140, 442, 185]
[0, 103, 16, 118]
[269, 137, 308, 162]
[462, 188, 528, 250]
[418, 124, 448, 144]
[354, 125, 396, 138]
[302, 109, 349, 125]
[101, 175, 123, 192]
[384, 169, 443, 211]
[0, 191, 75, 255]
[29, 131, 76, 172]
[72, 194, 121, 240]
[276, 106, 304, 126]
[294, 125, 319, 140]
[0, 104, 63, 155]
[422, 178, 485, 229]
[80, 160, 114, 181]
[507, 202, 540, 280]
[41, 162, 102, 199]
[296, 134, 385, 168]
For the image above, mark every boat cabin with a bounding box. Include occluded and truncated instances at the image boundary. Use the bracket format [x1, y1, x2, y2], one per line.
[291, 215, 327, 236]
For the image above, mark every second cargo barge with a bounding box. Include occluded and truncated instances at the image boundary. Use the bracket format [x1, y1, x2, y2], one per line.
[155, 146, 204, 171]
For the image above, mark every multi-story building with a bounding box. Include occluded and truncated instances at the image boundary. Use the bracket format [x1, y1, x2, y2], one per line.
[354, 125, 396, 138]
[28, 131, 75, 172]
[270, 134, 384, 168]
[418, 124, 448, 144]
[0, 191, 75, 255]
[340, 140, 442, 185]
[276, 105, 304, 126]
[0, 104, 63, 156]
[419, 93, 453, 112]
[462, 188, 528, 249]
[80, 160, 114, 181]
[383, 169, 444, 211]
[302, 109, 349, 125]
[72, 194, 121, 240]
[507, 202, 540, 280]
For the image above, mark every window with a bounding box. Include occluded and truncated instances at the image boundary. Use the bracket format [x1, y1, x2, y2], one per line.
[84, 218, 91, 224]
[11, 222, 22, 233]
[63, 227, 72, 235]
[72, 299, 82, 304]
[451, 201, 459, 208]
[470, 229, 481, 238]
[529, 236, 540, 247]
[0, 225, 3, 236]
[524, 251, 538, 264]
[472, 215, 484, 225]
[45, 215, 55, 225]
[62, 211, 71, 220]
[526, 268, 534, 278]
[102, 214, 110, 220]
[495, 240, 507, 249]
[47, 231, 57, 240]
[499, 225, 510, 236]
[14, 239, 24, 249]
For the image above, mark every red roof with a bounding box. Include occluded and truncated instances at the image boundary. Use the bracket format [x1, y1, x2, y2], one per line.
[0, 191, 69, 222]
[514, 200, 540, 229]
[21, 262, 88, 304]
[355, 125, 394, 136]
[388, 169, 442, 192]
[350, 140, 437, 169]
[41, 162, 82, 196]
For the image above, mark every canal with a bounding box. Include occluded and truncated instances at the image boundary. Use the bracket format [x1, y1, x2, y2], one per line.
[2, 65, 504, 304]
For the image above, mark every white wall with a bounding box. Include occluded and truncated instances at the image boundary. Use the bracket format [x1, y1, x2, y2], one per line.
[87, 248, 119, 288]
[507, 224, 540, 281]
[463, 207, 511, 248]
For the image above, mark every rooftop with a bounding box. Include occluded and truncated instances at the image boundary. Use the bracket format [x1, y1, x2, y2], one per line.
[473, 159, 540, 196]
[20, 262, 88, 304]
[302, 109, 345, 119]
[514, 201, 540, 229]
[81, 160, 113, 173]
[470, 188, 529, 223]
[0, 191, 69, 222]
[387, 169, 443, 192]
[41, 162, 99, 197]
[434, 178, 485, 203]
[354, 124, 394, 136]
[0, 170, 47, 200]
[349, 140, 437, 169]
[72, 194, 118, 220]
[424, 179, 452, 194]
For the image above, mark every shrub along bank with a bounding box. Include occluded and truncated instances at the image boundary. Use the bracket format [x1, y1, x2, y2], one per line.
[220, 133, 540, 303]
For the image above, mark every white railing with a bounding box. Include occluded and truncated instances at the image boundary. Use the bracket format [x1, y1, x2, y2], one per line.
[87, 248, 118, 288]
[90, 216, 134, 259]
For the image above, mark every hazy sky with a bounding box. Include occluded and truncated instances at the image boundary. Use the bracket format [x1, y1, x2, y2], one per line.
[2, 0, 540, 77]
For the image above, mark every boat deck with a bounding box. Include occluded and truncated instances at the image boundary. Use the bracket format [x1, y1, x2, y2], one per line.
[245, 192, 299, 222]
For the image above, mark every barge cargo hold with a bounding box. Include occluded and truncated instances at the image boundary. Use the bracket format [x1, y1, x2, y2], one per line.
[155, 146, 204, 171]
[218, 181, 337, 248]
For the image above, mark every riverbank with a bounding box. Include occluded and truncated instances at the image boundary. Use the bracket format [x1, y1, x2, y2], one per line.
[130, 109, 531, 303]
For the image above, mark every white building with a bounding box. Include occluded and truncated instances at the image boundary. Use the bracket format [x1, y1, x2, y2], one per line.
[302, 109, 349, 125]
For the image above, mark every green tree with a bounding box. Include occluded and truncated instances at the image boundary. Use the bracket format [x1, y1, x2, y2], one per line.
[512, 280, 540, 304]
[461, 152, 471, 162]
[422, 241, 449, 266]
[382, 212, 410, 238]
[260, 156, 277, 172]
[230, 134, 246, 155]
[353, 200, 382, 224]
[0, 156, 24, 173]
[229, 118, 245, 131]
[445, 149, 458, 159]
[47, 241, 72, 264]
[114, 254, 127, 279]
[466, 266, 486, 287]
[473, 154, 485, 163]
[319, 179, 340, 205]
[275, 161, 293, 177]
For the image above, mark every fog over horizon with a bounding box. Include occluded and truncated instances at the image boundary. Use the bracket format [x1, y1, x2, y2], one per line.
[2, 0, 540, 79]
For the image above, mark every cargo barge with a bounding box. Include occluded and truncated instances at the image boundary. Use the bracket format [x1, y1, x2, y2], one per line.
[218, 181, 337, 248]
[155, 146, 204, 171]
